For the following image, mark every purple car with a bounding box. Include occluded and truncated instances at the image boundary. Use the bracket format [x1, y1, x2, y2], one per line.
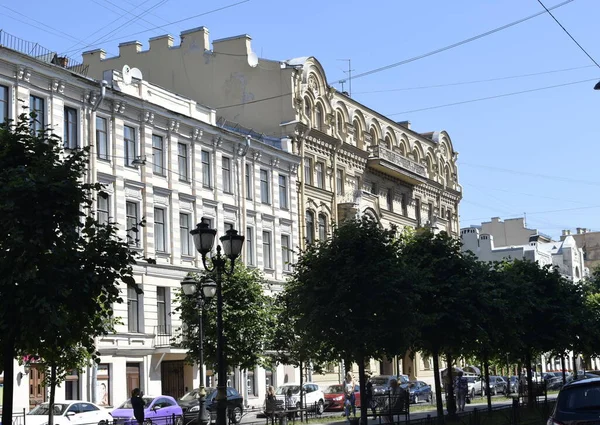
[111, 395, 183, 425]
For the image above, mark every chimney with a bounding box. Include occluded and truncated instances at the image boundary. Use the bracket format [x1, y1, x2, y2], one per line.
[577, 228, 584, 234]
[562, 229, 571, 236]
[54, 56, 69, 68]
[82, 48, 106, 65]
[180, 27, 210, 51]
[149, 34, 174, 50]
[118, 41, 143, 56]
[397, 120, 411, 129]
[213, 34, 252, 57]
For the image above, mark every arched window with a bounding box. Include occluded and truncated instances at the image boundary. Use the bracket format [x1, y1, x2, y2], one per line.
[384, 135, 392, 150]
[337, 112, 344, 135]
[370, 129, 377, 147]
[426, 156, 433, 177]
[306, 210, 315, 244]
[318, 214, 327, 240]
[315, 104, 323, 132]
[399, 143, 406, 156]
[445, 166, 451, 186]
[304, 97, 312, 122]
[412, 149, 420, 163]
[353, 119, 362, 148]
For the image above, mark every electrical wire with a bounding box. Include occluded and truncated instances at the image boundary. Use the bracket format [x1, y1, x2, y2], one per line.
[461, 204, 600, 223]
[386, 76, 599, 115]
[353, 64, 595, 94]
[536, 0, 600, 69]
[1, 6, 83, 43]
[61, 0, 251, 56]
[329, 0, 575, 85]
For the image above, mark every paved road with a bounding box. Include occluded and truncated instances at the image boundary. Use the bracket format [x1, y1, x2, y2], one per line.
[239, 394, 557, 425]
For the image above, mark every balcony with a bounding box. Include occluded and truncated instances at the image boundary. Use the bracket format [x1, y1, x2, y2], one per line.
[154, 325, 182, 348]
[367, 145, 427, 185]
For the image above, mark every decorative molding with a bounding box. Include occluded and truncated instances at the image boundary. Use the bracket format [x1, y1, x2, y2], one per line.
[143, 111, 155, 124]
[192, 128, 203, 141]
[212, 135, 223, 148]
[180, 200, 193, 212]
[124, 186, 142, 200]
[51, 79, 65, 93]
[154, 194, 169, 206]
[88, 91, 98, 106]
[17, 66, 31, 82]
[113, 100, 126, 114]
[252, 150, 261, 162]
[270, 157, 280, 168]
[169, 119, 180, 133]
[289, 164, 298, 175]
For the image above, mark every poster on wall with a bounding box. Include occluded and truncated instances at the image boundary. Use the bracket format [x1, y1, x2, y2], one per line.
[96, 364, 110, 407]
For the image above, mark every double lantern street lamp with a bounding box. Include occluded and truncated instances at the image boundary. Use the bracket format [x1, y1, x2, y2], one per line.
[182, 218, 244, 425]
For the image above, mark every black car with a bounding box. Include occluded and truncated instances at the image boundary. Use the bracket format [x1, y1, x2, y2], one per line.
[370, 375, 409, 395]
[548, 377, 600, 425]
[178, 387, 243, 424]
[484, 376, 507, 395]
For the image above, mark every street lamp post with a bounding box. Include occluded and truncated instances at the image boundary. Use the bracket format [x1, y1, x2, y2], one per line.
[191, 218, 244, 425]
[181, 275, 217, 425]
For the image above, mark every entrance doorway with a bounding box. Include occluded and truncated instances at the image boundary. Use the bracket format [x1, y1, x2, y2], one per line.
[161, 361, 184, 399]
[126, 363, 141, 396]
[29, 365, 46, 408]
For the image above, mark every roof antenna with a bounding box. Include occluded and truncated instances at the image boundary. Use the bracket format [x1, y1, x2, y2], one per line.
[337, 59, 354, 97]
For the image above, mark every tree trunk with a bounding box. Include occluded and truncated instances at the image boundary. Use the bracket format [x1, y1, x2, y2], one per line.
[573, 353, 578, 378]
[525, 351, 534, 408]
[358, 355, 368, 425]
[299, 360, 304, 422]
[561, 356, 566, 385]
[445, 353, 456, 418]
[49, 363, 57, 425]
[484, 357, 492, 413]
[432, 348, 444, 422]
[1, 337, 15, 425]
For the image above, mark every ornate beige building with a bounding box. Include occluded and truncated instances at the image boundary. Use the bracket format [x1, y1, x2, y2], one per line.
[82, 27, 462, 389]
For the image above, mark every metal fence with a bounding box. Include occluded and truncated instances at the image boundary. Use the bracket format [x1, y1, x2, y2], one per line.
[0, 30, 89, 76]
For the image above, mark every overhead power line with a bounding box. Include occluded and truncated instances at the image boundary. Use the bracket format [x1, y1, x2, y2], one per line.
[387, 76, 599, 115]
[329, 0, 574, 85]
[354, 64, 595, 94]
[536, 0, 600, 69]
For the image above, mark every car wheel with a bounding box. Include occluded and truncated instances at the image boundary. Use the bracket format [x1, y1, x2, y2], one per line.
[470, 389, 475, 399]
[175, 417, 183, 425]
[145, 420, 153, 425]
[317, 400, 324, 415]
[99, 421, 107, 425]
[231, 407, 242, 424]
[493, 387, 497, 396]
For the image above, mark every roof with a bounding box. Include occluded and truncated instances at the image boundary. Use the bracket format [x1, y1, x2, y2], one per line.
[283, 57, 309, 67]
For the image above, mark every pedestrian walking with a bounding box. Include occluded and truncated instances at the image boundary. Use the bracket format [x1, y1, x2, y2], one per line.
[365, 376, 377, 419]
[384, 379, 405, 424]
[343, 372, 356, 418]
[455, 371, 468, 412]
[265, 385, 278, 425]
[131, 388, 145, 425]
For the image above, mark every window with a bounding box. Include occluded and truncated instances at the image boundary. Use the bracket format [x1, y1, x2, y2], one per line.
[315, 104, 323, 131]
[415, 198, 421, 226]
[315, 161, 325, 189]
[304, 98, 311, 121]
[260, 169, 270, 204]
[318, 214, 327, 240]
[152, 135, 165, 175]
[262, 231, 272, 269]
[97, 194, 110, 225]
[281, 234, 291, 272]
[387, 189, 393, 211]
[246, 227, 254, 266]
[222, 157, 232, 193]
[64, 107, 78, 149]
[201, 150, 211, 188]
[157, 287, 167, 333]
[337, 112, 344, 135]
[245, 164, 253, 200]
[96, 117, 109, 160]
[180, 213, 193, 257]
[336, 169, 344, 195]
[370, 182, 377, 195]
[279, 175, 288, 209]
[154, 207, 166, 253]
[124, 126, 137, 167]
[305, 211, 315, 244]
[401, 194, 408, 216]
[127, 286, 140, 333]
[428, 202, 434, 223]
[0, 85, 8, 124]
[304, 157, 313, 185]
[29, 95, 45, 133]
[126, 201, 140, 247]
[178, 143, 189, 182]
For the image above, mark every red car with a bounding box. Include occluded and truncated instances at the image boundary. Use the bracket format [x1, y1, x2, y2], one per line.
[324, 384, 361, 411]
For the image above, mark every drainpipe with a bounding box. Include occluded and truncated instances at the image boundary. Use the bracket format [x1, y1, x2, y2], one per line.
[236, 136, 250, 261]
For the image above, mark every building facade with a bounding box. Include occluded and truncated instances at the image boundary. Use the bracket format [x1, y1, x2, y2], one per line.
[82, 27, 462, 388]
[560, 228, 600, 272]
[0, 37, 300, 411]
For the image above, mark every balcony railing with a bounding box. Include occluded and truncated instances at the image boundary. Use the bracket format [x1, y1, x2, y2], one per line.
[368, 145, 428, 184]
[154, 325, 182, 348]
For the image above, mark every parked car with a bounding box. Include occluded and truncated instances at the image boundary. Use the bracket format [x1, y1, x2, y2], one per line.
[370, 375, 409, 395]
[323, 384, 361, 411]
[566, 372, 599, 383]
[178, 387, 243, 424]
[111, 395, 183, 425]
[275, 383, 325, 414]
[547, 376, 566, 390]
[484, 376, 507, 395]
[466, 376, 484, 399]
[406, 381, 431, 404]
[547, 376, 600, 424]
[27, 401, 112, 425]
[506, 376, 519, 394]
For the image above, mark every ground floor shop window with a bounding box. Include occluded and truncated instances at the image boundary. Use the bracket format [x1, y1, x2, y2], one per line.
[97, 364, 110, 407]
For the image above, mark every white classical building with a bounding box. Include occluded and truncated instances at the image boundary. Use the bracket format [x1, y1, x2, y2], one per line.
[0, 34, 300, 412]
[460, 217, 588, 282]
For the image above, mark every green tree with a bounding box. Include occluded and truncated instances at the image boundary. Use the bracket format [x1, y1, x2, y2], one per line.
[0, 114, 138, 425]
[401, 228, 479, 418]
[284, 216, 417, 425]
[175, 264, 274, 371]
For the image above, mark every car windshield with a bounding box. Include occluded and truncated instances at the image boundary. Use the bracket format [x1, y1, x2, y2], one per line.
[29, 404, 69, 415]
[399, 376, 409, 384]
[465, 377, 476, 383]
[407, 383, 418, 389]
[324, 385, 343, 394]
[559, 386, 600, 411]
[276, 386, 300, 395]
[370, 378, 389, 385]
[118, 397, 155, 409]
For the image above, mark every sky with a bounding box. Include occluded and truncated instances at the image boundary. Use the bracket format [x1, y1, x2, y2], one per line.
[2, 0, 599, 239]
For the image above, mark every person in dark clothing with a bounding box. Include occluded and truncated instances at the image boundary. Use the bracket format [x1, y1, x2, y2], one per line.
[365, 378, 377, 419]
[131, 388, 145, 425]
